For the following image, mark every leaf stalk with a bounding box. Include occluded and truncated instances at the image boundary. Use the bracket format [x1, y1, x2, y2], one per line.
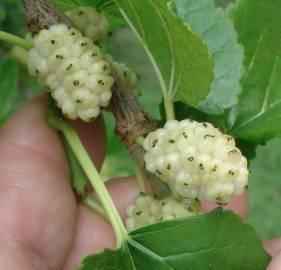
[164, 95, 175, 120]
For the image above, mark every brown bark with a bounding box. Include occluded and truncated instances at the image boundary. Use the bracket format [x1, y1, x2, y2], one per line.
[22, 0, 73, 33]
[111, 71, 170, 198]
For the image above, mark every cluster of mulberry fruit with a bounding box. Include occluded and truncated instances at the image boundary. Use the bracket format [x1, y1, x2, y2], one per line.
[125, 193, 199, 231]
[143, 120, 249, 205]
[24, 6, 249, 231]
[27, 24, 113, 121]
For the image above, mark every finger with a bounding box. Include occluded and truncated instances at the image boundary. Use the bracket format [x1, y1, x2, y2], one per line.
[261, 237, 281, 270]
[0, 238, 49, 270]
[0, 97, 77, 268]
[264, 238, 281, 257]
[202, 192, 248, 218]
[0, 95, 108, 269]
[266, 249, 281, 270]
[63, 177, 139, 270]
[0, 97, 107, 169]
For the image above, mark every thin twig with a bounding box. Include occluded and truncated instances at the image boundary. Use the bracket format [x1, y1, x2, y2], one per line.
[110, 70, 171, 198]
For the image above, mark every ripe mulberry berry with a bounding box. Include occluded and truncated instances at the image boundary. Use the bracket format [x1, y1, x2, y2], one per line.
[27, 24, 114, 121]
[66, 7, 110, 42]
[143, 120, 249, 205]
[125, 193, 198, 230]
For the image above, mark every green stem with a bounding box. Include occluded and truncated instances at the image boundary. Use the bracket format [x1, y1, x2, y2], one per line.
[134, 161, 147, 193]
[82, 195, 109, 221]
[62, 124, 127, 247]
[164, 95, 175, 120]
[0, 31, 32, 50]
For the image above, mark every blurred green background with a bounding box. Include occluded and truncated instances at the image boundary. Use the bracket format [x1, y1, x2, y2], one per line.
[0, 0, 280, 240]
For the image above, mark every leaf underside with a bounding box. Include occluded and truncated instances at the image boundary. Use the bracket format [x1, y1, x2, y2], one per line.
[229, 0, 281, 143]
[170, 0, 244, 115]
[77, 209, 270, 270]
[114, 0, 214, 108]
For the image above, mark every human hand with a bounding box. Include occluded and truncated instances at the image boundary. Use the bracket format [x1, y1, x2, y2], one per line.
[0, 97, 138, 269]
[0, 97, 278, 269]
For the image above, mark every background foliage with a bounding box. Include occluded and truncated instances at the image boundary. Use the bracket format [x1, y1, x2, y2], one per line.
[0, 0, 280, 241]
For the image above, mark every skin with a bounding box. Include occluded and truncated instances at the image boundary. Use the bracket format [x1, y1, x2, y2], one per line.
[0, 97, 280, 269]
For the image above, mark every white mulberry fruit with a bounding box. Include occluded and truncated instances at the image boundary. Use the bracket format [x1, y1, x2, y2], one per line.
[143, 120, 249, 205]
[66, 7, 110, 42]
[125, 193, 198, 231]
[27, 24, 114, 121]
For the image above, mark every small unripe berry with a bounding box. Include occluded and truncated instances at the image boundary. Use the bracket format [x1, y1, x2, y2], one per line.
[143, 119, 249, 205]
[27, 24, 114, 122]
[66, 7, 110, 42]
[106, 55, 140, 97]
[125, 193, 198, 230]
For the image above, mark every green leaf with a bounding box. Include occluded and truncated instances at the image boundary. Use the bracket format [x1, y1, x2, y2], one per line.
[235, 138, 258, 162]
[0, 57, 19, 125]
[248, 138, 281, 239]
[214, 0, 235, 8]
[114, 0, 214, 108]
[170, 0, 244, 115]
[53, 0, 112, 11]
[174, 101, 228, 131]
[228, 0, 281, 143]
[47, 95, 67, 131]
[0, 0, 26, 41]
[77, 209, 270, 270]
[77, 248, 134, 270]
[53, 0, 78, 11]
[53, 0, 125, 29]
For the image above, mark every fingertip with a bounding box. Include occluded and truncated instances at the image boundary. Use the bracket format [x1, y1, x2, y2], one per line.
[63, 205, 115, 270]
[266, 249, 281, 270]
[264, 238, 281, 257]
[64, 177, 139, 269]
[106, 177, 140, 218]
